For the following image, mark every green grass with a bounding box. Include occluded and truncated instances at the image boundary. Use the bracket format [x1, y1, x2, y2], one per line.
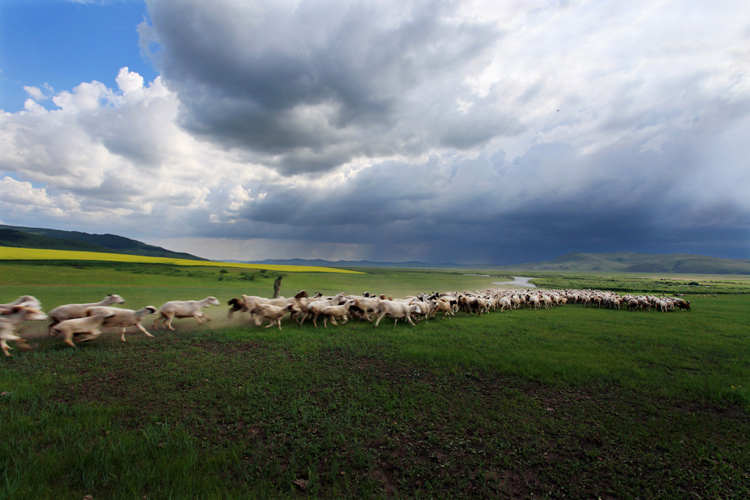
[1, 262, 749, 498]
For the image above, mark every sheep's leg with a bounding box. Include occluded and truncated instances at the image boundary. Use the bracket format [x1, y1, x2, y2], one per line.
[79, 329, 102, 342]
[0, 338, 29, 355]
[63, 332, 76, 348]
[406, 315, 416, 326]
[374, 312, 387, 327]
[136, 323, 154, 338]
[330, 316, 339, 326]
[165, 314, 176, 331]
[313, 314, 319, 328]
[121, 328, 128, 342]
[14, 338, 32, 352]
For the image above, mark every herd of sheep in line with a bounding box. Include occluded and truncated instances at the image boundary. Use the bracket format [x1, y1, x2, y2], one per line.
[0, 288, 692, 357]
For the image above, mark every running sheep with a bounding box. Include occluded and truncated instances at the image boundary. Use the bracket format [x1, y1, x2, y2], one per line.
[48, 294, 125, 333]
[153, 297, 220, 331]
[85, 305, 158, 341]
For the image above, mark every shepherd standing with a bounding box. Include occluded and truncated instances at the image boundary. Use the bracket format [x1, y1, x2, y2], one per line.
[273, 276, 283, 298]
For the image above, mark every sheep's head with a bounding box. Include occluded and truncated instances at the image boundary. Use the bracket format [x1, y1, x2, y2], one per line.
[107, 294, 126, 304]
[14, 306, 48, 321]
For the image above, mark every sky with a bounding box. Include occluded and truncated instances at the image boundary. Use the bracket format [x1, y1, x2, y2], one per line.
[1, 0, 749, 265]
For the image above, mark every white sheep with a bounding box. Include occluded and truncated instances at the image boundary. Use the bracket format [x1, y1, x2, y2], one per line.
[373, 300, 421, 327]
[85, 305, 158, 341]
[541, 295, 553, 309]
[432, 298, 454, 319]
[408, 299, 435, 323]
[252, 303, 295, 330]
[300, 299, 336, 328]
[298, 293, 346, 327]
[50, 310, 116, 348]
[153, 297, 221, 331]
[527, 295, 541, 310]
[498, 297, 512, 313]
[47, 294, 125, 333]
[0, 295, 42, 314]
[319, 299, 356, 327]
[351, 296, 382, 322]
[0, 306, 48, 357]
[239, 291, 310, 322]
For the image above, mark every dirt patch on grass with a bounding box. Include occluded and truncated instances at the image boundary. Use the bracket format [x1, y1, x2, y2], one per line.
[20, 340, 750, 499]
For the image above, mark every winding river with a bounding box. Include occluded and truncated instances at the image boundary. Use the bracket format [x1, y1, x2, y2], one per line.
[492, 276, 537, 288]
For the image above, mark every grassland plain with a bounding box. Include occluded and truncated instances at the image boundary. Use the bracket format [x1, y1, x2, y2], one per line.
[1, 261, 749, 499]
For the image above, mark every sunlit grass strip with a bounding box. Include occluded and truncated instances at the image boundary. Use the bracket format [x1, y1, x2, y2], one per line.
[0, 246, 362, 274]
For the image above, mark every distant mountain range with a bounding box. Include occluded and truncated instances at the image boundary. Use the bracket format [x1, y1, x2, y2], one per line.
[0, 224, 205, 261]
[497, 252, 750, 274]
[248, 253, 750, 274]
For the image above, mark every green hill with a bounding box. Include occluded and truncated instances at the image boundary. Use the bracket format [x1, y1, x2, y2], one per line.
[0, 224, 206, 261]
[501, 252, 750, 274]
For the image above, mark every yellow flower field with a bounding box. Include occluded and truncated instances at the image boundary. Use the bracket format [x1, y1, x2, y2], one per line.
[0, 246, 362, 274]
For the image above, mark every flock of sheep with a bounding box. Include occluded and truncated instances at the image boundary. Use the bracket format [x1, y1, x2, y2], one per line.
[0, 287, 691, 357]
[0, 294, 220, 356]
[226, 288, 691, 330]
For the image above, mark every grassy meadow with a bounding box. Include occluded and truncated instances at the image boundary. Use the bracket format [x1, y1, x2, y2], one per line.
[1, 259, 749, 499]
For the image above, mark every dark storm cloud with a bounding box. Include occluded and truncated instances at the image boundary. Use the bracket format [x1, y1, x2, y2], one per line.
[141, 0, 513, 174]
[192, 107, 750, 263]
